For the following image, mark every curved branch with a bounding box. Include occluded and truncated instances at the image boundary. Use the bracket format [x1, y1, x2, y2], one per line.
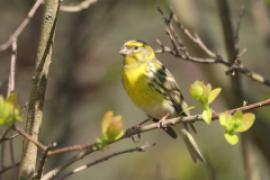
[60, 0, 97, 13]
[0, 0, 43, 52]
[157, 9, 270, 87]
[40, 98, 270, 180]
[56, 143, 155, 180]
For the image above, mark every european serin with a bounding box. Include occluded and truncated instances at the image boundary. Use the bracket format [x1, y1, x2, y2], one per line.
[120, 40, 205, 163]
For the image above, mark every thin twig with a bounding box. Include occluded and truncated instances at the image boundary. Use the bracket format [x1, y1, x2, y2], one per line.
[46, 98, 270, 157]
[175, 19, 217, 58]
[157, 9, 270, 87]
[35, 143, 57, 180]
[12, 125, 46, 151]
[41, 98, 270, 180]
[0, 96, 265, 178]
[0, 0, 98, 52]
[8, 98, 270, 158]
[7, 41, 17, 97]
[54, 143, 155, 180]
[0, 0, 43, 51]
[6, 39, 18, 180]
[60, 0, 97, 13]
[47, 143, 92, 156]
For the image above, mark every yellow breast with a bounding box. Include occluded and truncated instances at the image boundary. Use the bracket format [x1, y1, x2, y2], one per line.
[122, 63, 173, 118]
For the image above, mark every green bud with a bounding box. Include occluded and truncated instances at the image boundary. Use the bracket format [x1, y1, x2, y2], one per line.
[0, 94, 22, 127]
[101, 111, 124, 142]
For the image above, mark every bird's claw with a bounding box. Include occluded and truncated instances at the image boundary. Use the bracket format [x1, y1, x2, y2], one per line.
[158, 113, 170, 129]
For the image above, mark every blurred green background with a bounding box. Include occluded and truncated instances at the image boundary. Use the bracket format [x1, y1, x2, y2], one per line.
[1, 0, 270, 179]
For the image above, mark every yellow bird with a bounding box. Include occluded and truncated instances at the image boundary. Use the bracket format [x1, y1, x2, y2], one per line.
[120, 40, 205, 163]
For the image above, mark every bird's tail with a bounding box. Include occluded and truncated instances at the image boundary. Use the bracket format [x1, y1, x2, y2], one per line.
[180, 128, 205, 163]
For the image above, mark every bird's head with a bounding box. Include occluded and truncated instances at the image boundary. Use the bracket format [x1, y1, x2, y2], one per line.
[119, 40, 155, 66]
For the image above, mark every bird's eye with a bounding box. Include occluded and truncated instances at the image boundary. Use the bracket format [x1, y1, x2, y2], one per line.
[134, 46, 139, 51]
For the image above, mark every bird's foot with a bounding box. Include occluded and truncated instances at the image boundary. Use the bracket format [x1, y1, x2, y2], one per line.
[158, 113, 170, 129]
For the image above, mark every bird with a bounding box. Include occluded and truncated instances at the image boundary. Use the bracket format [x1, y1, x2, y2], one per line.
[119, 40, 205, 163]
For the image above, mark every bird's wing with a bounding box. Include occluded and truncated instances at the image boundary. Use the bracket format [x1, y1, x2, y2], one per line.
[147, 60, 188, 115]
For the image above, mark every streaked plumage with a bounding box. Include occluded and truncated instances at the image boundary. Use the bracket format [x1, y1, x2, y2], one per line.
[120, 40, 205, 163]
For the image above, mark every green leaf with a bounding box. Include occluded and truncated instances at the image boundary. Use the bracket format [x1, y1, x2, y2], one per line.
[219, 112, 232, 129]
[233, 111, 243, 120]
[189, 81, 204, 101]
[190, 81, 222, 106]
[229, 111, 242, 131]
[0, 101, 12, 125]
[101, 111, 124, 142]
[224, 132, 239, 145]
[0, 94, 22, 127]
[101, 111, 114, 137]
[106, 116, 124, 141]
[208, 88, 222, 104]
[202, 108, 212, 124]
[219, 111, 255, 145]
[235, 113, 255, 132]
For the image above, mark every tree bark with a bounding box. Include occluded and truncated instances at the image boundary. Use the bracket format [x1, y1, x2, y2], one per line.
[18, 0, 60, 179]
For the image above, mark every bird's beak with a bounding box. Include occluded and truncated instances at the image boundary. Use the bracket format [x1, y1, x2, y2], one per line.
[119, 46, 128, 56]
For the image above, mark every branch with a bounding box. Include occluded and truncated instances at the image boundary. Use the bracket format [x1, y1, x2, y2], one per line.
[41, 98, 270, 180]
[0, 0, 99, 52]
[0, 0, 43, 52]
[157, 9, 270, 87]
[0, 39, 18, 179]
[56, 143, 155, 180]
[7, 41, 17, 97]
[18, 0, 60, 179]
[6, 37, 18, 180]
[12, 97, 270, 158]
[12, 125, 46, 151]
[60, 0, 97, 13]
[35, 143, 57, 180]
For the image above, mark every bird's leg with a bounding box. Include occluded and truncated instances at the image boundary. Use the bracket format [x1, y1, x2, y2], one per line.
[158, 113, 170, 129]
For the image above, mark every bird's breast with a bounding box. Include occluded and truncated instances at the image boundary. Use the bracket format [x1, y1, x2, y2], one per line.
[122, 64, 175, 119]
